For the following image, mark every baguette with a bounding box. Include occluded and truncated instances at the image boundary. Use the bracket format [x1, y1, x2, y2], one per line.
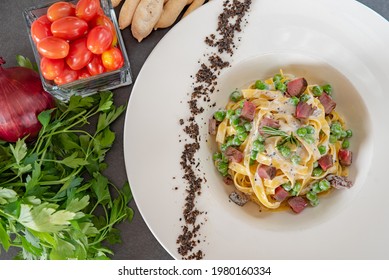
[131, 0, 164, 42]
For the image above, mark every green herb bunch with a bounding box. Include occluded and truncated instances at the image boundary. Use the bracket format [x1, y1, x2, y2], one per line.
[261, 126, 298, 146]
[0, 91, 133, 260]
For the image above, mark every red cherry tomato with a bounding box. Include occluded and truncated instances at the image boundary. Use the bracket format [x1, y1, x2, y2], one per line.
[87, 26, 113, 54]
[66, 37, 93, 70]
[51, 16, 88, 40]
[47, 2, 76, 22]
[101, 47, 124, 71]
[54, 66, 78, 85]
[76, 0, 100, 21]
[31, 15, 52, 44]
[89, 15, 117, 47]
[40, 57, 65, 80]
[77, 67, 91, 79]
[37, 36, 69, 59]
[86, 55, 105, 76]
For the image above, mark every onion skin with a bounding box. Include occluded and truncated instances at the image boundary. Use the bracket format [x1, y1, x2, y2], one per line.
[0, 57, 55, 142]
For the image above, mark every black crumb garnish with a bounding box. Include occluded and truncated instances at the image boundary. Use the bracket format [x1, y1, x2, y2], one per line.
[176, 0, 252, 260]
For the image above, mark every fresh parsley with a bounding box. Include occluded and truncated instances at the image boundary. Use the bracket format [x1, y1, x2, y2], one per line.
[0, 91, 133, 260]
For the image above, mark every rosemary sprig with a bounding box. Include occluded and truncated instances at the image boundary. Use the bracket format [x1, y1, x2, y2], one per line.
[261, 126, 299, 146]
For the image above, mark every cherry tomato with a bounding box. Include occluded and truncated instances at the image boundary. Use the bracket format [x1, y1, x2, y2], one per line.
[40, 57, 65, 80]
[51, 16, 88, 40]
[66, 37, 93, 70]
[54, 66, 78, 85]
[86, 55, 105, 76]
[76, 0, 100, 21]
[89, 15, 117, 47]
[47, 2, 76, 22]
[77, 67, 91, 79]
[101, 47, 124, 71]
[37, 36, 69, 59]
[87, 26, 112, 54]
[31, 15, 52, 44]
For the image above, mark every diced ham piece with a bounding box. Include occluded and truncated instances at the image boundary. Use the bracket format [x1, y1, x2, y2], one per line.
[288, 197, 308, 213]
[318, 93, 336, 115]
[257, 164, 276, 180]
[223, 176, 233, 185]
[273, 186, 289, 202]
[338, 149, 352, 166]
[208, 118, 217, 135]
[259, 117, 280, 135]
[317, 154, 333, 171]
[326, 175, 353, 189]
[240, 101, 256, 121]
[295, 102, 315, 119]
[229, 191, 249, 206]
[286, 77, 308, 97]
[261, 117, 280, 128]
[225, 146, 243, 163]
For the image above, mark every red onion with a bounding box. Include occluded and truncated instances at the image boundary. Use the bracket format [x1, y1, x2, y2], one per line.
[0, 57, 55, 142]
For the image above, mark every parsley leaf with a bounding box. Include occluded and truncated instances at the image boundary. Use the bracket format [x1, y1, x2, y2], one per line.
[0, 91, 132, 259]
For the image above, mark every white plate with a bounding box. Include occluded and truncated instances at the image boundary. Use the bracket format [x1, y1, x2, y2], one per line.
[123, 0, 389, 259]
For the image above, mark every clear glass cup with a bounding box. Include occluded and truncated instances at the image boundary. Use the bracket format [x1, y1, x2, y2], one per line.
[23, 0, 132, 101]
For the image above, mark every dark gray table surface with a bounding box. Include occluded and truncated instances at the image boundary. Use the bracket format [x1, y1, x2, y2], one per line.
[0, 0, 388, 260]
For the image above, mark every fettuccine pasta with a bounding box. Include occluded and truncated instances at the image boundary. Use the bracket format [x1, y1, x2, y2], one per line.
[210, 71, 354, 213]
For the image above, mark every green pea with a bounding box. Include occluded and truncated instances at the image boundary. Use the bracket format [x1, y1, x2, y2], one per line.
[256, 135, 265, 143]
[226, 109, 234, 119]
[318, 145, 327, 155]
[290, 182, 301, 196]
[319, 179, 330, 191]
[276, 82, 287, 92]
[282, 182, 292, 191]
[220, 143, 228, 151]
[313, 161, 319, 168]
[297, 127, 307, 137]
[290, 96, 299, 106]
[214, 110, 226, 122]
[278, 145, 291, 158]
[225, 137, 233, 148]
[306, 191, 318, 202]
[291, 154, 301, 165]
[300, 94, 310, 102]
[273, 74, 282, 82]
[311, 182, 321, 193]
[238, 132, 248, 142]
[235, 108, 242, 116]
[310, 199, 319, 207]
[346, 129, 353, 138]
[306, 125, 315, 134]
[342, 139, 350, 149]
[312, 85, 323, 97]
[322, 84, 332, 94]
[230, 90, 243, 102]
[213, 152, 222, 161]
[330, 122, 342, 135]
[255, 80, 268, 90]
[244, 122, 252, 132]
[340, 130, 347, 139]
[304, 135, 315, 144]
[329, 135, 337, 143]
[252, 140, 265, 153]
[249, 158, 256, 166]
[230, 116, 240, 127]
[312, 167, 324, 177]
[231, 136, 242, 146]
[235, 125, 246, 135]
[217, 161, 228, 176]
